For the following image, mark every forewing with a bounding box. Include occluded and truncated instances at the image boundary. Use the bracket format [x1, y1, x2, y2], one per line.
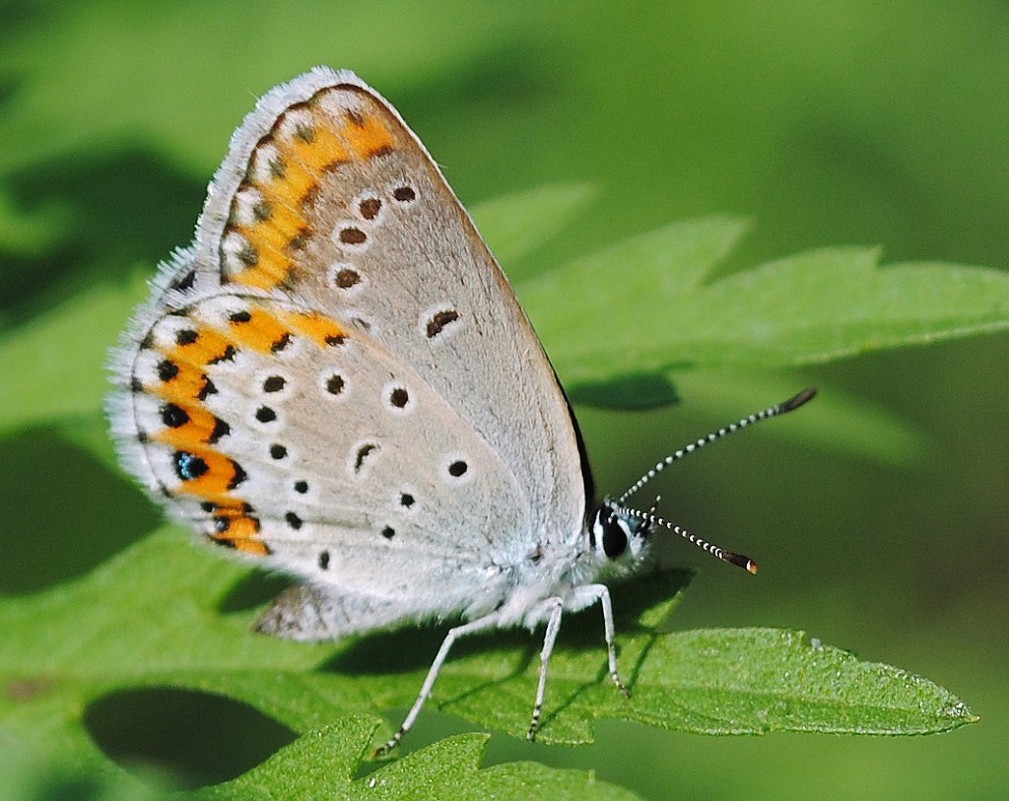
[109, 68, 586, 629]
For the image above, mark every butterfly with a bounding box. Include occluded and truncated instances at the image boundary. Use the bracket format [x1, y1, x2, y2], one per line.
[108, 67, 814, 755]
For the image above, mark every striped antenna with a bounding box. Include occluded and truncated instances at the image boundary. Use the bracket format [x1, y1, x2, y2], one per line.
[614, 502, 759, 573]
[617, 387, 816, 506]
[611, 388, 816, 574]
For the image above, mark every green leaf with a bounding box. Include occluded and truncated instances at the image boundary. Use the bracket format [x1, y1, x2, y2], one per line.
[0, 736, 174, 801]
[520, 218, 1009, 381]
[0, 189, 69, 258]
[0, 273, 148, 435]
[471, 182, 597, 267]
[656, 371, 931, 466]
[614, 628, 975, 736]
[1, 530, 976, 795]
[196, 720, 641, 801]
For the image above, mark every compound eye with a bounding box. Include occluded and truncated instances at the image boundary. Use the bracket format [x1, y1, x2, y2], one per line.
[601, 513, 630, 559]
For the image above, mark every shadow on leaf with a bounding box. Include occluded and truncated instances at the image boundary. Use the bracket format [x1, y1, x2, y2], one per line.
[0, 428, 159, 593]
[3, 145, 202, 321]
[216, 570, 296, 614]
[567, 371, 682, 410]
[84, 687, 296, 790]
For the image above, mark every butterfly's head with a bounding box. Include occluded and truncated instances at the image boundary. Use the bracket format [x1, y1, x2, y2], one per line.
[588, 500, 653, 570]
[594, 497, 759, 575]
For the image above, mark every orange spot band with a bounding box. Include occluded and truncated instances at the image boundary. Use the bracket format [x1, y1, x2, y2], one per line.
[343, 113, 394, 159]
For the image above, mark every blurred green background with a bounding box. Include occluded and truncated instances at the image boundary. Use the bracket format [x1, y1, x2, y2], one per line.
[2, 2, 1006, 799]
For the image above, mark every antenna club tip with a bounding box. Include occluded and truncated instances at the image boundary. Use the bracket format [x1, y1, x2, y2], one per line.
[781, 387, 817, 412]
[724, 551, 759, 573]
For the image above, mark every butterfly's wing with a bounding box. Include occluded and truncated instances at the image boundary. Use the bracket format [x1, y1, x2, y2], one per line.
[109, 68, 588, 637]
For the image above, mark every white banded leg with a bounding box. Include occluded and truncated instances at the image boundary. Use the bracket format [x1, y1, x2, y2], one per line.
[526, 585, 629, 742]
[592, 583, 630, 697]
[375, 612, 502, 756]
[527, 598, 564, 740]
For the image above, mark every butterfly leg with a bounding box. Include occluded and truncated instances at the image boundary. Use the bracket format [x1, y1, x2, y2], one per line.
[375, 612, 503, 757]
[592, 583, 630, 697]
[563, 583, 629, 695]
[527, 597, 564, 741]
[526, 584, 629, 742]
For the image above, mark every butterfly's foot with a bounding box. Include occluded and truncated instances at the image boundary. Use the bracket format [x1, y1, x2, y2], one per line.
[526, 706, 542, 741]
[373, 730, 405, 759]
